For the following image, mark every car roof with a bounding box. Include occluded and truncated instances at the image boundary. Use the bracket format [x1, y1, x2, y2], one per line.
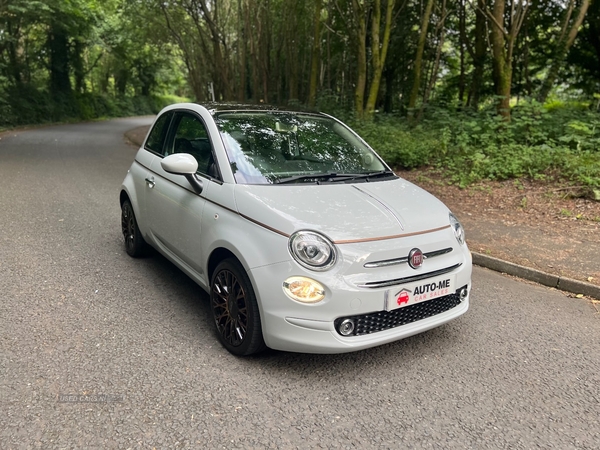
[201, 102, 322, 115]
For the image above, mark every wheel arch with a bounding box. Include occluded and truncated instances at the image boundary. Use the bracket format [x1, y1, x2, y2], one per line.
[119, 189, 130, 207]
[207, 247, 239, 282]
[119, 170, 147, 238]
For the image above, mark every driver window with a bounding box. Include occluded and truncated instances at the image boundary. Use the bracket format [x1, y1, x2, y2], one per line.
[169, 113, 217, 178]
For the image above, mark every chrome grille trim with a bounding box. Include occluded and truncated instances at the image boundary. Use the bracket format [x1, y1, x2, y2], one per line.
[357, 263, 462, 289]
[364, 256, 408, 268]
[363, 247, 453, 268]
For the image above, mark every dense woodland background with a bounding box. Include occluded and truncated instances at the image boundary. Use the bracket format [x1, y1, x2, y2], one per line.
[1, 0, 600, 190]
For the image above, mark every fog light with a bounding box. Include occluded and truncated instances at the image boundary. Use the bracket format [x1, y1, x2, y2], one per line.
[460, 288, 468, 300]
[283, 276, 325, 303]
[339, 319, 355, 336]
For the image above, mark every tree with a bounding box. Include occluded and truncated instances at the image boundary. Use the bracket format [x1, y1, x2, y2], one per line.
[417, 0, 447, 120]
[582, 0, 600, 85]
[0, 0, 51, 86]
[467, 0, 487, 109]
[537, 0, 591, 103]
[308, 0, 323, 107]
[364, 0, 396, 118]
[485, 0, 529, 119]
[350, 0, 368, 117]
[338, 0, 397, 118]
[408, 0, 434, 114]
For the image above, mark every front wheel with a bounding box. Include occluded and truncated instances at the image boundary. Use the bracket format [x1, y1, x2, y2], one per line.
[121, 200, 148, 257]
[210, 258, 266, 356]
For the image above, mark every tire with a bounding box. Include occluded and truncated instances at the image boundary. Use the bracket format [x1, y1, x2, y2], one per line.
[121, 200, 148, 257]
[210, 258, 266, 356]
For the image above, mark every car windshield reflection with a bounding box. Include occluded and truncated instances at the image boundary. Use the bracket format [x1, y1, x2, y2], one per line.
[215, 112, 390, 185]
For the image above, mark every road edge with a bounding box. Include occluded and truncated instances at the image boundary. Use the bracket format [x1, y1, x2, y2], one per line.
[472, 252, 600, 300]
[124, 125, 152, 148]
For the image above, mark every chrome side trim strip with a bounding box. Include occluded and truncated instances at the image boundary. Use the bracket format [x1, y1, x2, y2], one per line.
[357, 263, 462, 289]
[364, 247, 453, 268]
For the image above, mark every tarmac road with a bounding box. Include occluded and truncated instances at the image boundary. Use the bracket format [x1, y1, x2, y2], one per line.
[1, 118, 599, 449]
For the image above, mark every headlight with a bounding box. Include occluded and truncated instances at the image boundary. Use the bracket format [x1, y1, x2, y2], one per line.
[283, 276, 325, 303]
[288, 231, 336, 270]
[449, 212, 465, 245]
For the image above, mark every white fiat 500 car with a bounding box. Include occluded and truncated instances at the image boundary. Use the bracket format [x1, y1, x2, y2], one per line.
[120, 103, 472, 355]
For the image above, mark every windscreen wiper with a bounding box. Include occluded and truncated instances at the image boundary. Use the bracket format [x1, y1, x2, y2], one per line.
[275, 173, 344, 184]
[275, 170, 396, 184]
[328, 170, 397, 182]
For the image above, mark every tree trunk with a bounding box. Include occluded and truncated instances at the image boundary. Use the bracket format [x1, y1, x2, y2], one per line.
[365, 0, 395, 119]
[197, 0, 232, 100]
[72, 39, 85, 93]
[458, 0, 466, 105]
[468, 0, 486, 110]
[587, 1, 600, 82]
[237, 0, 247, 102]
[407, 0, 434, 113]
[48, 21, 71, 95]
[287, 5, 300, 101]
[326, 8, 332, 91]
[246, 2, 260, 102]
[308, 0, 323, 107]
[6, 18, 23, 86]
[353, 0, 368, 119]
[260, 0, 270, 103]
[383, 66, 395, 113]
[490, 0, 511, 119]
[537, 0, 591, 103]
[418, 0, 447, 121]
[114, 68, 128, 95]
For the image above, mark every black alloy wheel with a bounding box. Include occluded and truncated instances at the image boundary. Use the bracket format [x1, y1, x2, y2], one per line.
[211, 258, 265, 356]
[121, 200, 147, 257]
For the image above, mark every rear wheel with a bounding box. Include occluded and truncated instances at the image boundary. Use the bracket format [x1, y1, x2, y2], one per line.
[210, 258, 266, 356]
[121, 200, 148, 257]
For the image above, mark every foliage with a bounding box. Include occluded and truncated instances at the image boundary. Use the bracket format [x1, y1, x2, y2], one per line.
[352, 118, 439, 170]
[0, 0, 187, 129]
[358, 101, 600, 190]
[0, 86, 182, 128]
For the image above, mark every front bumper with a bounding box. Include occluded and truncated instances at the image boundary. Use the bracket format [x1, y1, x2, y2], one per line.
[249, 253, 472, 354]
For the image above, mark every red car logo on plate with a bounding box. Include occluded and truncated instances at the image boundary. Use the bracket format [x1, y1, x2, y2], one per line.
[396, 288, 411, 306]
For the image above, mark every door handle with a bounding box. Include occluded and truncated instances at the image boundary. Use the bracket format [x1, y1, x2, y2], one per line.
[145, 177, 155, 188]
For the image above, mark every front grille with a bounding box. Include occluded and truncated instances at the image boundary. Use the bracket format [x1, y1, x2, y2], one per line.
[334, 287, 465, 337]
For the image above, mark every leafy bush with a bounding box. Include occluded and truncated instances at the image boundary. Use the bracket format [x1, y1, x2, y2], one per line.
[352, 118, 440, 169]
[0, 87, 188, 129]
[354, 100, 600, 190]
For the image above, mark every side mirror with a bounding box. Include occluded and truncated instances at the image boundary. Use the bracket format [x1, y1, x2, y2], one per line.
[160, 153, 203, 194]
[161, 153, 198, 174]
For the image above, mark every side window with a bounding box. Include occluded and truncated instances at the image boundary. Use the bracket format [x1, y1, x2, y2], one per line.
[170, 113, 218, 178]
[145, 112, 172, 153]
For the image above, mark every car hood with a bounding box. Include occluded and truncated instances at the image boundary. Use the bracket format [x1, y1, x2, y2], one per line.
[234, 178, 450, 242]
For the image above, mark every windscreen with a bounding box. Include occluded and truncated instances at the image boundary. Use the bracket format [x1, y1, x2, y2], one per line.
[215, 112, 387, 185]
